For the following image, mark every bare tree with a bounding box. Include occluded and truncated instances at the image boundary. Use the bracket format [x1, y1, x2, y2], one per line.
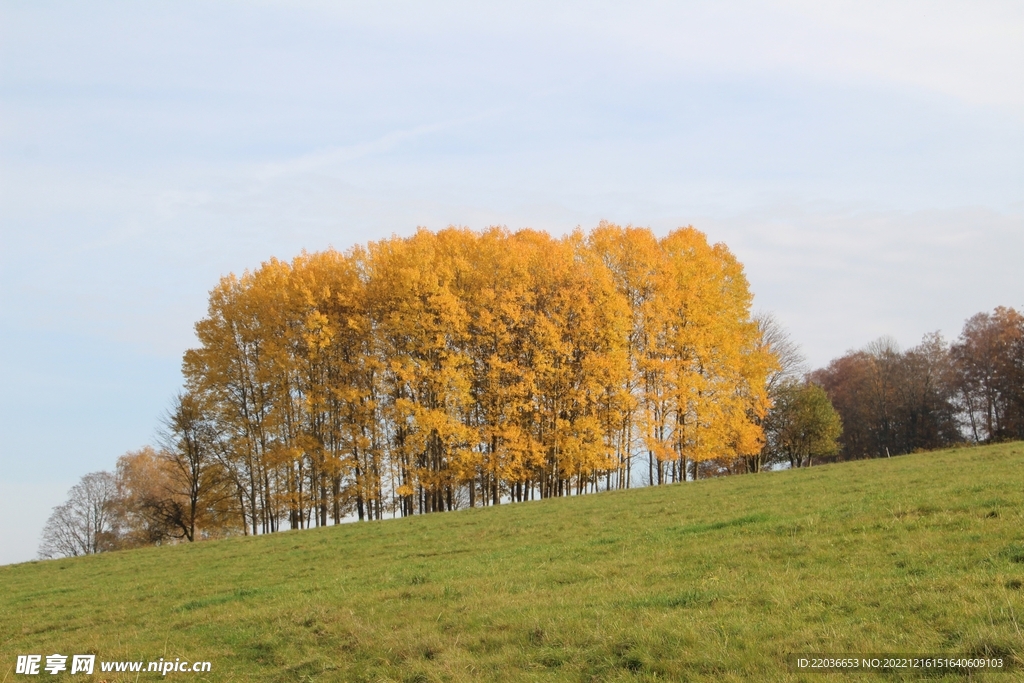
[110, 393, 238, 547]
[747, 313, 807, 472]
[158, 391, 236, 541]
[755, 312, 807, 393]
[38, 471, 119, 558]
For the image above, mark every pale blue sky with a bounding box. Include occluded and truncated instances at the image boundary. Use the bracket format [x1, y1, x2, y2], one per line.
[2, 1, 1022, 564]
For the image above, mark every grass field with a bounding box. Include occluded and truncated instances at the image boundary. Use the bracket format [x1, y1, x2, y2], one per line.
[3, 443, 1024, 682]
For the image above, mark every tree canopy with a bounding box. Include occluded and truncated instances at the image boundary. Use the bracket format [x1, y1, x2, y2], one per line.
[764, 380, 842, 469]
[175, 224, 772, 533]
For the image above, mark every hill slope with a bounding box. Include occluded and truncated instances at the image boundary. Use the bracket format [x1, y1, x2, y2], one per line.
[3, 444, 1024, 681]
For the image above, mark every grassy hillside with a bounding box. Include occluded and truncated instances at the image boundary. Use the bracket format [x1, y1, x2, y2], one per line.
[3, 443, 1024, 682]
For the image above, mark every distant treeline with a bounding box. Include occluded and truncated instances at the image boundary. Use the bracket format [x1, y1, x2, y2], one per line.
[812, 307, 1024, 460]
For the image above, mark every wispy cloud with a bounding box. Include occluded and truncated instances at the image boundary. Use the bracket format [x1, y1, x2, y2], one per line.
[253, 110, 505, 180]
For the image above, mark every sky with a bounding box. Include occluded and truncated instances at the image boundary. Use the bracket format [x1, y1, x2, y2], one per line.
[1, 1, 1022, 565]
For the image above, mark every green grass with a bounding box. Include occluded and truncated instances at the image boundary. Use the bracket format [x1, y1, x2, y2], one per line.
[3, 443, 1024, 682]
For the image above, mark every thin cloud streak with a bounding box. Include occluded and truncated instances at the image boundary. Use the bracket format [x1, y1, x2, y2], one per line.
[254, 110, 507, 180]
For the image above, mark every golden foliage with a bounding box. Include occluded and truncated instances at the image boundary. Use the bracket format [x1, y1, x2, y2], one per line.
[180, 224, 775, 527]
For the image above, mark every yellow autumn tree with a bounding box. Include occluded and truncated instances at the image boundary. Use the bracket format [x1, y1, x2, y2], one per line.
[176, 224, 776, 531]
[658, 227, 772, 479]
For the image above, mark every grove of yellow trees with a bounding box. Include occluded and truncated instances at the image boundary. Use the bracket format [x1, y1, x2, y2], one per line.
[180, 224, 776, 534]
